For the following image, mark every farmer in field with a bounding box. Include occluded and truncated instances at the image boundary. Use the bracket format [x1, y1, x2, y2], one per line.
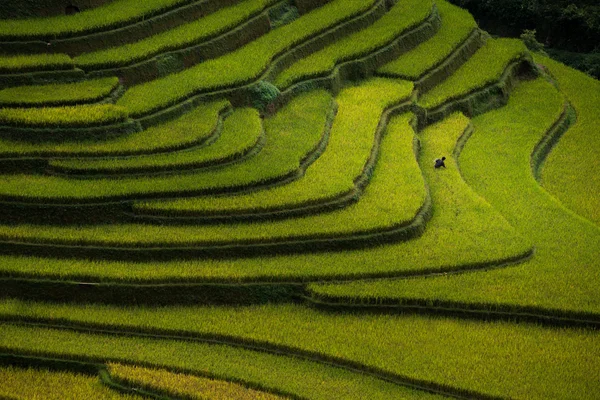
[434, 156, 446, 169]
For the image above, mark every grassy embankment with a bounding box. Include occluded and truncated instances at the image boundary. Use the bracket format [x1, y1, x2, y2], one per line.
[376, 0, 477, 80]
[116, 0, 378, 117]
[418, 38, 528, 109]
[0, 90, 331, 200]
[75, 0, 279, 70]
[0, 100, 229, 157]
[136, 78, 411, 214]
[50, 107, 262, 174]
[0, 78, 119, 107]
[274, 0, 432, 88]
[535, 55, 600, 226]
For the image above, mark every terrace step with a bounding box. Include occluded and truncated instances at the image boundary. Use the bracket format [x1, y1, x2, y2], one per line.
[414, 38, 536, 129]
[376, 0, 482, 93]
[134, 78, 414, 221]
[46, 107, 265, 176]
[116, 0, 387, 121]
[0, 0, 244, 55]
[273, 0, 437, 90]
[0, 91, 334, 224]
[0, 109, 428, 260]
[0, 100, 230, 160]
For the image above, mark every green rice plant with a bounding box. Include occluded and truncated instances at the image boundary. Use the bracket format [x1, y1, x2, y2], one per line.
[137, 78, 412, 215]
[311, 78, 600, 316]
[0, 324, 443, 400]
[74, 0, 278, 70]
[116, 0, 378, 117]
[1, 303, 599, 399]
[49, 107, 262, 174]
[273, 0, 432, 88]
[0, 100, 229, 158]
[0, 104, 128, 128]
[0, 112, 423, 246]
[0, 54, 74, 74]
[0, 78, 119, 107]
[0, 365, 146, 400]
[535, 55, 600, 225]
[0, 0, 200, 40]
[0, 90, 331, 200]
[376, 0, 477, 79]
[0, 114, 528, 281]
[418, 38, 529, 109]
[109, 363, 288, 400]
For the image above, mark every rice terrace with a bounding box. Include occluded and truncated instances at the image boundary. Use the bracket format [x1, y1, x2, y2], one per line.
[0, 0, 598, 398]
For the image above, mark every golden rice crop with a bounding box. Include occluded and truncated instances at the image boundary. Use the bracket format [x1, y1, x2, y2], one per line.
[0, 104, 128, 127]
[109, 363, 287, 400]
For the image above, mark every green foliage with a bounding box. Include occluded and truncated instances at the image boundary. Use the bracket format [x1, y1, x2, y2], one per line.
[1, 304, 599, 399]
[116, 0, 378, 117]
[50, 107, 263, 174]
[0, 78, 119, 107]
[0, 324, 441, 400]
[377, 0, 477, 79]
[0, 100, 229, 157]
[418, 38, 528, 108]
[316, 78, 600, 316]
[520, 29, 546, 54]
[250, 81, 280, 111]
[274, 0, 432, 88]
[0, 0, 197, 39]
[155, 53, 184, 77]
[139, 78, 413, 214]
[74, 0, 278, 70]
[536, 55, 600, 225]
[0, 104, 128, 128]
[546, 48, 600, 79]
[0, 365, 146, 400]
[0, 53, 73, 73]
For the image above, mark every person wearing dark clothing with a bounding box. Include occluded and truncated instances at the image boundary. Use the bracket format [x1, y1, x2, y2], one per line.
[434, 157, 446, 169]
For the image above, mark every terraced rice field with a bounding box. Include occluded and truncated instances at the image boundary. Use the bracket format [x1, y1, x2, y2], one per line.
[0, 0, 598, 398]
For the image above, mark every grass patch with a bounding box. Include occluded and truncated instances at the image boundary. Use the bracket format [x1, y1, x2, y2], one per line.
[0, 0, 200, 40]
[535, 55, 600, 226]
[116, 0, 378, 117]
[0, 304, 598, 399]
[273, 0, 432, 88]
[376, 0, 477, 79]
[0, 54, 73, 74]
[74, 0, 278, 70]
[0, 324, 442, 400]
[313, 78, 600, 316]
[137, 78, 412, 214]
[0, 104, 128, 128]
[109, 363, 288, 400]
[0, 90, 331, 200]
[49, 107, 261, 174]
[0, 364, 145, 399]
[0, 78, 119, 107]
[0, 100, 228, 158]
[418, 38, 528, 109]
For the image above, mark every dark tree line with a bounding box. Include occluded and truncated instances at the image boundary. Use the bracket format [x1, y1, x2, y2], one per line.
[450, 0, 600, 78]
